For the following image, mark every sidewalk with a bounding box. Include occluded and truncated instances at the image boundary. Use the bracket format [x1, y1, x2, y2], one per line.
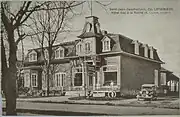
[2, 96, 179, 109]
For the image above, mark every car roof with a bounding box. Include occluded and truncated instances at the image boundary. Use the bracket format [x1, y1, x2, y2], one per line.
[142, 84, 156, 87]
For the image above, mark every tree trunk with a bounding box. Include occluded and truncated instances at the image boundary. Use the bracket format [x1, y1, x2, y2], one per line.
[46, 47, 52, 96]
[5, 70, 17, 115]
[1, 31, 7, 94]
[4, 30, 17, 115]
[46, 65, 50, 96]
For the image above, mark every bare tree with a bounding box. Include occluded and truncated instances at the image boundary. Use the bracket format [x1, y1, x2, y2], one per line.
[1, 1, 85, 115]
[28, 1, 80, 96]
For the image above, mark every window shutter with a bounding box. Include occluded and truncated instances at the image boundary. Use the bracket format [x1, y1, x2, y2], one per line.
[24, 74, 30, 87]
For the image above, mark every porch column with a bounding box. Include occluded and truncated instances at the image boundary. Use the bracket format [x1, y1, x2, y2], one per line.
[93, 75, 96, 90]
[177, 82, 179, 92]
[117, 56, 121, 87]
[101, 67, 104, 86]
[72, 67, 74, 87]
[82, 62, 85, 90]
[96, 71, 100, 89]
[92, 61, 96, 90]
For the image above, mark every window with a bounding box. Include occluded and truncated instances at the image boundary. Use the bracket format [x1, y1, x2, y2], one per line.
[74, 67, 83, 86]
[60, 49, 64, 58]
[55, 50, 59, 58]
[77, 44, 82, 53]
[85, 42, 91, 53]
[103, 40, 110, 52]
[86, 23, 92, 32]
[149, 46, 154, 59]
[55, 73, 65, 87]
[74, 73, 82, 86]
[55, 48, 64, 59]
[131, 40, 140, 55]
[29, 53, 37, 62]
[31, 73, 38, 87]
[142, 44, 149, 57]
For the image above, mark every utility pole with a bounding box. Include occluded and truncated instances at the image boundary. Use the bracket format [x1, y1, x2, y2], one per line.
[83, 56, 87, 98]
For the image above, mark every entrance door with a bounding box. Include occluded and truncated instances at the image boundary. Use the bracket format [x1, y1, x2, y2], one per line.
[74, 73, 82, 86]
[89, 75, 93, 86]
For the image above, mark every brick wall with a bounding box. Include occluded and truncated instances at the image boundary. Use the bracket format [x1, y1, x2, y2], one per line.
[121, 55, 161, 92]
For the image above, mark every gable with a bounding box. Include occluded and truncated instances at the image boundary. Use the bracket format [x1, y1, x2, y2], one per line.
[101, 36, 111, 42]
[29, 50, 37, 55]
[56, 46, 65, 51]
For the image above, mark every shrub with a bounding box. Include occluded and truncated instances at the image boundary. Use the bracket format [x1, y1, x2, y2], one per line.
[120, 89, 139, 99]
[18, 87, 30, 95]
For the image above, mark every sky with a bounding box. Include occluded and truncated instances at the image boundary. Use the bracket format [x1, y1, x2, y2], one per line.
[19, 0, 180, 77]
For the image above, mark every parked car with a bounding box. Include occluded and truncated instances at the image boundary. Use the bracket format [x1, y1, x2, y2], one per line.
[136, 84, 158, 101]
[103, 80, 116, 86]
[89, 80, 120, 98]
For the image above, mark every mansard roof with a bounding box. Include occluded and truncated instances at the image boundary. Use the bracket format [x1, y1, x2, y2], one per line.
[77, 32, 102, 39]
[102, 33, 163, 63]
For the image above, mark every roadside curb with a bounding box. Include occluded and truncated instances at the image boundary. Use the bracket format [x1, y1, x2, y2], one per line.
[4, 99, 179, 110]
[2, 107, 111, 116]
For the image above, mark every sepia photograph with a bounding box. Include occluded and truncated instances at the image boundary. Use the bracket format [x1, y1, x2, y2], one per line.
[0, 0, 180, 116]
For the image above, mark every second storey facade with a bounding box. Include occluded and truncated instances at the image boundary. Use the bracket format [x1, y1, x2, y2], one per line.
[22, 16, 164, 92]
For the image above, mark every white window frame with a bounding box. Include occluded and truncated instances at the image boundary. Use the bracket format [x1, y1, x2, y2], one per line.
[85, 42, 91, 53]
[29, 52, 37, 62]
[31, 73, 38, 87]
[55, 48, 64, 59]
[131, 40, 140, 55]
[77, 44, 82, 53]
[102, 38, 111, 52]
[55, 72, 66, 87]
[149, 46, 154, 59]
[142, 44, 149, 58]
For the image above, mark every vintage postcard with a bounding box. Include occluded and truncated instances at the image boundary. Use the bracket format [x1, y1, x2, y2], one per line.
[1, 0, 180, 116]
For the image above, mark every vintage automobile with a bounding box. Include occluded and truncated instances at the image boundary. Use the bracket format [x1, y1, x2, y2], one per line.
[89, 80, 121, 98]
[136, 84, 158, 101]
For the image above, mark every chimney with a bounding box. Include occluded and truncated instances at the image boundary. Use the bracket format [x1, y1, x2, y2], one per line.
[102, 30, 107, 35]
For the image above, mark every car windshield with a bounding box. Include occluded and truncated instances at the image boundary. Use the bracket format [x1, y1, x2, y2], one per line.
[142, 86, 153, 90]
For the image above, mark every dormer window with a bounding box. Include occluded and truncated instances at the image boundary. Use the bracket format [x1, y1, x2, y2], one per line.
[55, 47, 64, 59]
[131, 40, 140, 55]
[102, 39, 110, 52]
[77, 44, 82, 53]
[149, 46, 154, 59]
[29, 51, 37, 62]
[142, 44, 149, 57]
